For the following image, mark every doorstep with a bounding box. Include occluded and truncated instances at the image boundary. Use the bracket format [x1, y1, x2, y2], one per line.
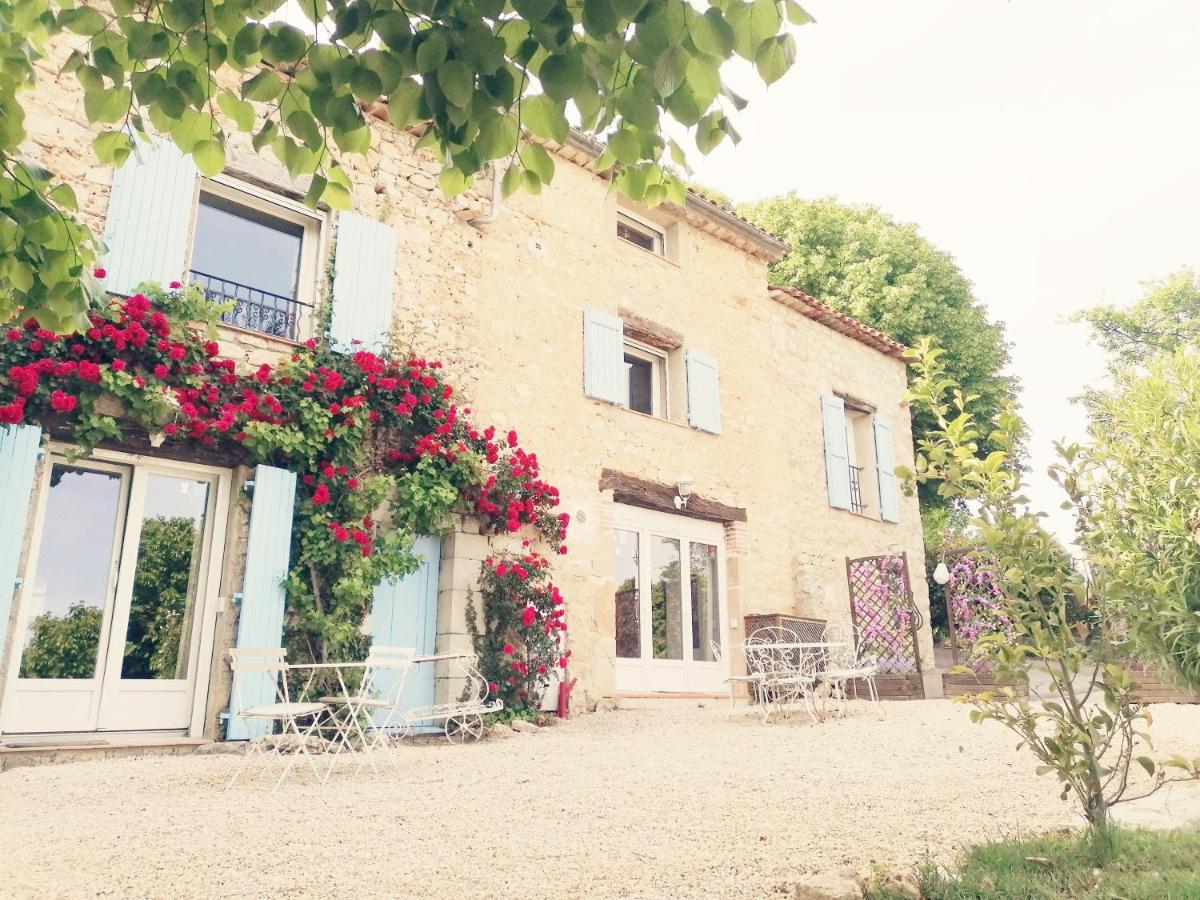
[0, 736, 208, 772]
[614, 692, 726, 710]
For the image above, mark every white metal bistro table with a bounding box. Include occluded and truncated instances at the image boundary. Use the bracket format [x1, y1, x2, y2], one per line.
[736, 641, 854, 722]
[287, 660, 411, 783]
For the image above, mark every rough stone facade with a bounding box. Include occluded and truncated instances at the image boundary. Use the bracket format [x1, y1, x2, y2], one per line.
[6, 37, 941, 737]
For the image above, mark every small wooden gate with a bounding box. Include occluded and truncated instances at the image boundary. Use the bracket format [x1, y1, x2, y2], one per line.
[846, 552, 925, 698]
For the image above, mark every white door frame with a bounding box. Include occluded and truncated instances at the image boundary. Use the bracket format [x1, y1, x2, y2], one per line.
[0, 445, 231, 737]
[612, 504, 728, 694]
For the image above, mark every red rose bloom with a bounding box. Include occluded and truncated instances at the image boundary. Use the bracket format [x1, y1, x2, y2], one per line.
[93, 267, 107, 279]
[312, 484, 330, 505]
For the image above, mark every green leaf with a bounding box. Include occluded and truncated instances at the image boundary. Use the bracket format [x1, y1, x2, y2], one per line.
[438, 60, 474, 109]
[755, 34, 795, 85]
[388, 80, 425, 129]
[539, 53, 586, 101]
[415, 32, 448, 73]
[83, 86, 132, 125]
[583, 0, 619, 37]
[520, 94, 569, 143]
[653, 47, 689, 97]
[501, 163, 523, 198]
[93, 130, 133, 166]
[349, 66, 384, 102]
[616, 84, 658, 131]
[323, 180, 352, 210]
[262, 23, 308, 65]
[192, 139, 226, 177]
[243, 70, 286, 102]
[518, 142, 554, 183]
[59, 6, 108, 36]
[439, 166, 472, 197]
[475, 115, 519, 161]
[783, 0, 814, 26]
[607, 128, 641, 165]
[217, 92, 255, 131]
[690, 9, 734, 58]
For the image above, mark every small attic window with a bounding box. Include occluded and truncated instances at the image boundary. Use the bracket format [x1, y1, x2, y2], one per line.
[617, 211, 664, 255]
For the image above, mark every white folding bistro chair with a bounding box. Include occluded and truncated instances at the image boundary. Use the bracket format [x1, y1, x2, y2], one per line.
[318, 646, 416, 781]
[226, 648, 328, 790]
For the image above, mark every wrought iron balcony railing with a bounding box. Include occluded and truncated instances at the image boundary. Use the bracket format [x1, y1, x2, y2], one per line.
[189, 270, 311, 343]
[848, 464, 866, 515]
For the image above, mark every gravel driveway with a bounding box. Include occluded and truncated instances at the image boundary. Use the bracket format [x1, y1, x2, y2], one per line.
[2, 700, 1198, 899]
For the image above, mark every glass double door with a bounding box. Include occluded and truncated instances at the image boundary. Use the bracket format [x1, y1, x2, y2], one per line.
[612, 506, 726, 693]
[1, 453, 225, 734]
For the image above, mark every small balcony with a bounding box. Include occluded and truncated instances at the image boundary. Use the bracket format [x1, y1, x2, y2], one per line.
[189, 270, 311, 343]
[849, 464, 866, 515]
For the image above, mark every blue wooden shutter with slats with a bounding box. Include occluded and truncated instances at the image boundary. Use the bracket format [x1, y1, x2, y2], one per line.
[583, 308, 625, 404]
[0, 425, 42, 669]
[873, 416, 901, 523]
[329, 211, 397, 351]
[821, 394, 852, 510]
[227, 464, 297, 740]
[101, 138, 198, 297]
[685, 348, 721, 434]
[370, 534, 440, 730]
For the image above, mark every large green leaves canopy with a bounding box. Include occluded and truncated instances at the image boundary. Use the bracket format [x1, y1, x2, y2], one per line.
[1, 0, 810, 331]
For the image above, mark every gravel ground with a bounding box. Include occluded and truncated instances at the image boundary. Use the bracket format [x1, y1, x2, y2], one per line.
[2, 700, 1199, 899]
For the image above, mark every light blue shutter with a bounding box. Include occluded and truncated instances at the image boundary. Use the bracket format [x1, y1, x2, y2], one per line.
[0, 425, 42, 666]
[874, 416, 901, 523]
[329, 211, 397, 351]
[685, 348, 721, 434]
[821, 394, 852, 510]
[370, 534, 440, 730]
[583, 309, 625, 404]
[227, 465, 297, 740]
[101, 138, 198, 296]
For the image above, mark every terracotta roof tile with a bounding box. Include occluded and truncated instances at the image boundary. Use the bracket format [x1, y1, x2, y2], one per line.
[768, 284, 908, 359]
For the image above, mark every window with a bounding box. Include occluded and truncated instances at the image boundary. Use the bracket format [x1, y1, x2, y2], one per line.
[821, 392, 901, 522]
[617, 211, 665, 255]
[844, 408, 874, 516]
[623, 340, 667, 417]
[188, 180, 321, 342]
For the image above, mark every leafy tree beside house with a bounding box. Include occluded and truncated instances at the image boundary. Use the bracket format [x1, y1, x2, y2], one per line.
[738, 195, 1019, 512]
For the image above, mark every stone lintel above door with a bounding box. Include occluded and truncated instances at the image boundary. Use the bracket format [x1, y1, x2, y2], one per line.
[598, 468, 747, 523]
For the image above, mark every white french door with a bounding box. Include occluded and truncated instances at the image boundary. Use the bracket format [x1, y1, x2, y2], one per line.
[1, 449, 230, 735]
[612, 505, 727, 694]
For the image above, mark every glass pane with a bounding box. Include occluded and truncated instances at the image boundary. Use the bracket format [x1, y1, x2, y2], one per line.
[121, 475, 210, 680]
[614, 529, 641, 659]
[690, 542, 720, 662]
[191, 194, 303, 300]
[650, 535, 683, 660]
[625, 354, 654, 415]
[617, 215, 661, 253]
[19, 464, 125, 679]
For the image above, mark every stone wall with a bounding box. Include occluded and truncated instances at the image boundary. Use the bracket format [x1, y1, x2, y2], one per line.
[16, 37, 941, 711]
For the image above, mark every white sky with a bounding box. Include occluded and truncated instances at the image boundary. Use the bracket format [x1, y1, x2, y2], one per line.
[685, 0, 1200, 543]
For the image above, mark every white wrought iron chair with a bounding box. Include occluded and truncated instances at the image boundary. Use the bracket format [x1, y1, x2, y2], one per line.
[226, 648, 328, 790]
[713, 640, 761, 717]
[821, 624, 883, 718]
[745, 626, 821, 724]
[318, 645, 416, 780]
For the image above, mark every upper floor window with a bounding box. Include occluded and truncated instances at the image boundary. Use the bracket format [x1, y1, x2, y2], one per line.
[624, 340, 667, 417]
[617, 211, 665, 256]
[187, 180, 321, 343]
[821, 393, 900, 523]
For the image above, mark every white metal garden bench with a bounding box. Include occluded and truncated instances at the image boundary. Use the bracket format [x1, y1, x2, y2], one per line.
[397, 652, 502, 743]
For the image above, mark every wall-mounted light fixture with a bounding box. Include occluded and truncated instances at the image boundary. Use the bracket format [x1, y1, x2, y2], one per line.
[673, 476, 695, 510]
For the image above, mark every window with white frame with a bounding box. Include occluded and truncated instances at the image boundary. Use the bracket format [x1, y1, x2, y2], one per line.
[187, 179, 322, 342]
[617, 210, 665, 255]
[623, 339, 668, 417]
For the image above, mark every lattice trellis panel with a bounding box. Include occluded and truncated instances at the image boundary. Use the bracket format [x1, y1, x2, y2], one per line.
[846, 553, 920, 674]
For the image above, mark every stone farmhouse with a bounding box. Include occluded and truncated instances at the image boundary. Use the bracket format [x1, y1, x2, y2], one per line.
[0, 43, 939, 744]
